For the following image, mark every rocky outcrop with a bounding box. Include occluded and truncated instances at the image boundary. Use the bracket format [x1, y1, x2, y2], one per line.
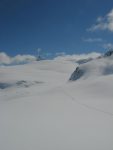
[69, 67, 84, 81]
[104, 50, 113, 57]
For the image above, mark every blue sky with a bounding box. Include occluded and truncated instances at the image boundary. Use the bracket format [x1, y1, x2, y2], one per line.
[0, 0, 113, 57]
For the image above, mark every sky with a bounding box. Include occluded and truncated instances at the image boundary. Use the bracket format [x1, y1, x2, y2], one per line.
[0, 0, 113, 58]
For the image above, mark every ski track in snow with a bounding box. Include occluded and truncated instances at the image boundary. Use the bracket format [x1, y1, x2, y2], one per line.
[61, 88, 113, 117]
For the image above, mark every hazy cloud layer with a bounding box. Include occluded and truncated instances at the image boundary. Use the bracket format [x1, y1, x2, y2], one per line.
[55, 52, 66, 56]
[54, 52, 101, 62]
[88, 8, 113, 32]
[0, 52, 37, 65]
[0, 51, 102, 65]
[103, 43, 113, 49]
[83, 38, 103, 42]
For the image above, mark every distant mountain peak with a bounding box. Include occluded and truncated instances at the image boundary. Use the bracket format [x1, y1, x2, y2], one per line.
[104, 50, 113, 57]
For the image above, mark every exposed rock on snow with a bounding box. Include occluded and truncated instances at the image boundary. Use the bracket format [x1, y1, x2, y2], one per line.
[0, 80, 43, 89]
[69, 54, 113, 81]
[69, 67, 84, 81]
[0, 83, 11, 89]
[104, 50, 113, 57]
[76, 58, 93, 64]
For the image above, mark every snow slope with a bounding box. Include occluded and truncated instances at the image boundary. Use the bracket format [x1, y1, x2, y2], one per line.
[0, 57, 113, 150]
[69, 55, 113, 80]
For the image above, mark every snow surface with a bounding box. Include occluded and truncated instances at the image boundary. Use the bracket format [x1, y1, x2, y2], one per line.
[0, 56, 113, 150]
[69, 56, 113, 80]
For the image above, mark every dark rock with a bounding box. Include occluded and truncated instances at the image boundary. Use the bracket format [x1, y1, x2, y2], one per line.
[0, 83, 11, 89]
[104, 50, 113, 57]
[69, 67, 84, 81]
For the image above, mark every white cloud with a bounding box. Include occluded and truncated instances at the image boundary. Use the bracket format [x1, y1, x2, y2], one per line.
[55, 52, 66, 56]
[0, 52, 11, 64]
[12, 54, 37, 64]
[54, 52, 101, 62]
[88, 8, 113, 32]
[0, 52, 37, 65]
[83, 38, 103, 42]
[103, 43, 113, 49]
[0, 52, 102, 65]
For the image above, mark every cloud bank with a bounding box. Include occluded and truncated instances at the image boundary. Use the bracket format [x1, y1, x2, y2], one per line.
[54, 52, 101, 62]
[0, 52, 37, 65]
[88, 8, 113, 32]
[0, 51, 102, 65]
